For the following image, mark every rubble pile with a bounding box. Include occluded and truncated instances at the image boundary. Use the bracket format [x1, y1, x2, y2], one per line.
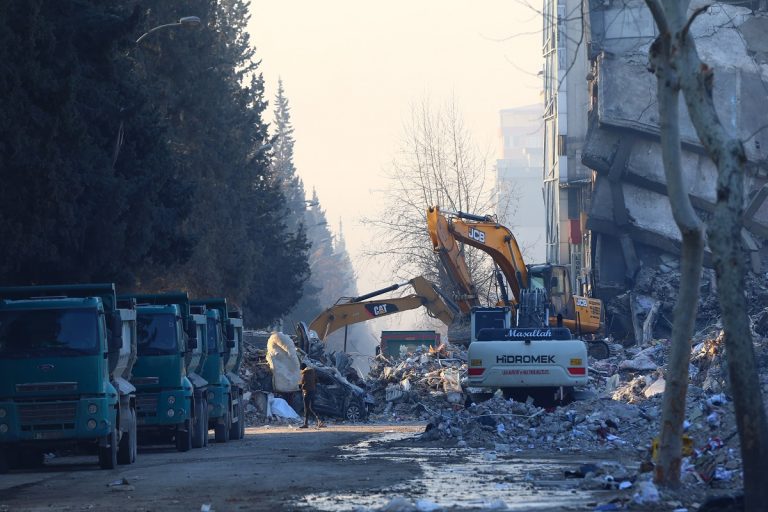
[238, 337, 276, 426]
[362, 321, 768, 502]
[239, 331, 371, 426]
[365, 344, 469, 422]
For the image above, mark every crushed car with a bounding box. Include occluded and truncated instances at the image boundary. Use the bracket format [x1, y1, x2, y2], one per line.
[313, 364, 374, 422]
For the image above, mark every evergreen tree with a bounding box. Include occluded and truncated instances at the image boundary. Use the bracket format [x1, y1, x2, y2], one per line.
[0, 0, 311, 327]
[0, 1, 189, 286]
[133, 0, 310, 325]
[283, 189, 360, 332]
[270, 79, 320, 329]
[272, 79, 308, 229]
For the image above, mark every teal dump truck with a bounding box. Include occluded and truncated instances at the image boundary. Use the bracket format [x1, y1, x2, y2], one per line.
[0, 284, 138, 472]
[121, 292, 209, 451]
[379, 330, 441, 358]
[191, 298, 245, 443]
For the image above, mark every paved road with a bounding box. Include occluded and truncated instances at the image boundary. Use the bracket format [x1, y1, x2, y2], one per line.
[0, 423, 618, 511]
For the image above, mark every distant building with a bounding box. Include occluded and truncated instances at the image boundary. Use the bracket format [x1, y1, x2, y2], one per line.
[495, 105, 545, 262]
[541, 0, 768, 334]
[542, 0, 593, 292]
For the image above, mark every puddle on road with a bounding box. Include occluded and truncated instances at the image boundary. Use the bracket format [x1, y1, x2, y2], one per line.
[300, 431, 618, 511]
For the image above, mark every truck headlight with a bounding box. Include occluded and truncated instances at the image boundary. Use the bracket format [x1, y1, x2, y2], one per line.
[167, 409, 175, 418]
[0, 423, 8, 433]
[87, 419, 97, 430]
[167, 395, 176, 405]
[0, 408, 6, 418]
[88, 403, 98, 415]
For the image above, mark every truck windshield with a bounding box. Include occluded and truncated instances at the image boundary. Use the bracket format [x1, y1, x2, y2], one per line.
[0, 309, 100, 358]
[207, 318, 219, 354]
[137, 314, 178, 356]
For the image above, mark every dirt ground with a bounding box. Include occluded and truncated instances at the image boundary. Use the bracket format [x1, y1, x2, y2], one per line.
[0, 423, 630, 512]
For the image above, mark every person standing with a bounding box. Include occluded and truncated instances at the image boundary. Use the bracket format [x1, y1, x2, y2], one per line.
[299, 362, 323, 428]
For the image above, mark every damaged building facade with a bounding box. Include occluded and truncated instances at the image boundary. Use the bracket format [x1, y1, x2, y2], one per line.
[543, 0, 768, 339]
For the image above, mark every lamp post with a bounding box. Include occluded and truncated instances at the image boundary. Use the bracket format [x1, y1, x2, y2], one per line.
[112, 16, 201, 167]
[135, 16, 201, 45]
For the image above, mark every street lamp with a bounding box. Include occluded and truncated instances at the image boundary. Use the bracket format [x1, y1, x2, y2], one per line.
[136, 16, 201, 45]
[112, 16, 202, 167]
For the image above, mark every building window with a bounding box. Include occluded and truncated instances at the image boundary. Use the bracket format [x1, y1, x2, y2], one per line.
[558, 134, 568, 156]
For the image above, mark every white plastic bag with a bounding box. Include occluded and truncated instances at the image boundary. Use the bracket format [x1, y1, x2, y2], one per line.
[268, 395, 300, 420]
[266, 332, 300, 392]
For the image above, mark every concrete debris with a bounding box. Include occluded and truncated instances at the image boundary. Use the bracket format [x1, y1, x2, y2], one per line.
[107, 478, 134, 492]
[359, 311, 766, 506]
[643, 377, 665, 398]
[233, 274, 768, 508]
[632, 480, 661, 505]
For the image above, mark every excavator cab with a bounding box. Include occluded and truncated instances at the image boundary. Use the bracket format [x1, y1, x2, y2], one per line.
[526, 264, 572, 322]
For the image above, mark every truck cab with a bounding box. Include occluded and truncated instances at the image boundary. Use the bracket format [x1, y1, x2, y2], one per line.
[125, 292, 209, 451]
[0, 284, 138, 472]
[192, 298, 245, 443]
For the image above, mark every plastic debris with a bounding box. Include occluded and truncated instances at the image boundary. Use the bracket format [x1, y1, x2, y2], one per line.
[267, 395, 300, 421]
[632, 480, 660, 505]
[414, 499, 441, 512]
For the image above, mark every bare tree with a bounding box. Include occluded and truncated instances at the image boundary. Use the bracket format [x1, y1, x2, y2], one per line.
[645, 1, 768, 508]
[362, 96, 515, 302]
[644, 0, 705, 488]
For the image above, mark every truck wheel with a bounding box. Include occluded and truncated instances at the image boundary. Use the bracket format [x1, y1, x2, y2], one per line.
[0, 447, 9, 474]
[344, 399, 365, 422]
[214, 406, 230, 443]
[176, 418, 192, 452]
[229, 395, 241, 440]
[99, 428, 118, 470]
[239, 399, 246, 439]
[117, 408, 137, 464]
[17, 448, 45, 469]
[192, 397, 206, 448]
[202, 398, 209, 447]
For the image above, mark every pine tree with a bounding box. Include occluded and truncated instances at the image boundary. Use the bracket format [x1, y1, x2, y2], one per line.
[272, 79, 308, 229]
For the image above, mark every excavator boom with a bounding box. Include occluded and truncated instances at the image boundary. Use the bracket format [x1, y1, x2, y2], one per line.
[426, 205, 604, 336]
[308, 276, 459, 341]
[426, 207, 480, 314]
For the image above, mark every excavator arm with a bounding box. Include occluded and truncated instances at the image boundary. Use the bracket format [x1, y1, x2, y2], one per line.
[427, 205, 604, 336]
[445, 213, 528, 304]
[308, 276, 459, 341]
[426, 206, 481, 314]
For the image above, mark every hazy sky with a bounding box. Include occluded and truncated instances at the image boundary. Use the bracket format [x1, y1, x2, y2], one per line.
[247, 2, 543, 329]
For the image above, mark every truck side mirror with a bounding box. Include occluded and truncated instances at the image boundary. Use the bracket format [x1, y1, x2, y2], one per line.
[108, 312, 123, 352]
[226, 323, 234, 339]
[188, 335, 198, 350]
[226, 338, 235, 349]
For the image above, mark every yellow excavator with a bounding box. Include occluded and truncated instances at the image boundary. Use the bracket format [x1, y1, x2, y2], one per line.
[426, 205, 603, 337]
[307, 275, 459, 342]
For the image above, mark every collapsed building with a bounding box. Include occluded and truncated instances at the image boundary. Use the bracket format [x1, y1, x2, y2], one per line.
[542, 0, 768, 340]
